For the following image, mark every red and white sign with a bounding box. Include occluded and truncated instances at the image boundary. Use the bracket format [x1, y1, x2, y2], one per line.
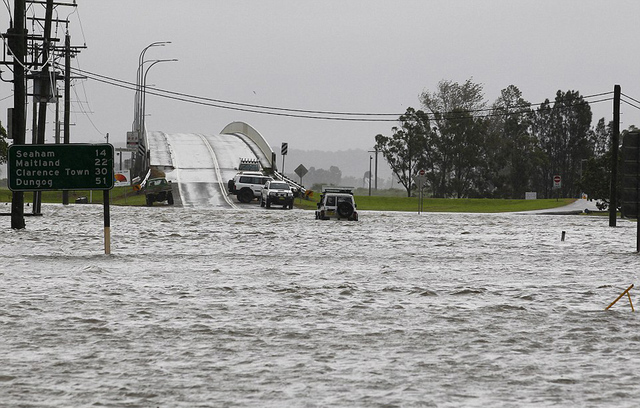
[414, 169, 427, 186]
[553, 175, 561, 189]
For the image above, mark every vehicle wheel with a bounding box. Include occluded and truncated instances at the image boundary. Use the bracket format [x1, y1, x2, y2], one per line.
[260, 196, 265, 207]
[266, 198, 271, 208]
[227, 180, 235, 193]
[288, 202, 294, 209]
[146, 195, 153, 206]
[167, 192, 174, 205]
[238, 188, 253, 203]
[337, 202, 354, 218]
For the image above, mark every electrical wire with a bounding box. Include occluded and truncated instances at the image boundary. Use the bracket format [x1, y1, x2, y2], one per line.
[72, 84, 103, 136]
[71, 67, 400, 117]
[621, 98, 640, 111]
[622, 93, 640, 106]
[71, 67, 400, 122]
[3, 0, 12, 24]
[71, 66, 617, 123]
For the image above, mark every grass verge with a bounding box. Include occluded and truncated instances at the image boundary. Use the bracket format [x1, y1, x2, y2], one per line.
[0, 186, 147, 206]
[1, 187, 579, 213]
[294, 195, 577, 213]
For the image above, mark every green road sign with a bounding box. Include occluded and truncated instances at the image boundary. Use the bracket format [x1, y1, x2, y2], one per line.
[8, 143, 115, 191]
[622, 132, 640, 218]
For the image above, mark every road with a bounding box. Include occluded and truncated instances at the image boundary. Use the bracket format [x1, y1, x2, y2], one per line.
[146, 131, 266, 208]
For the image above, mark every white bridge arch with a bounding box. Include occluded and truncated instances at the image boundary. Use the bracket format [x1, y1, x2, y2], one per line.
[145, 122, 276, 208]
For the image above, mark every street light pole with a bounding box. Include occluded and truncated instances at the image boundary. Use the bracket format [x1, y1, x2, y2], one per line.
[368, 147, 379, 191]
[369, 156, 373, 196]
[141, 59, 177, 135]
[134, 41, 170, 133]
[140, 58, 177, 172]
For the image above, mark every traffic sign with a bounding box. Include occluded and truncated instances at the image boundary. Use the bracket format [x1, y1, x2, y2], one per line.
[419, 169, 426, 176]
[553, 174, 561, 189]
[622, 131, 640, 218]
[8, 144, 115, 191]
[281, 142, 288, 156]
[294, 164, 308, 179]
[126, 131, 138, 148]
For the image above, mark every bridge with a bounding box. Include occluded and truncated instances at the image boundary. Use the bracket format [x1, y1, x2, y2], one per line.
[141, 121, 292, 208]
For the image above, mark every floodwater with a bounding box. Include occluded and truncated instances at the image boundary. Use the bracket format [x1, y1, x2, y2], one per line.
[1, 203, 640, 407]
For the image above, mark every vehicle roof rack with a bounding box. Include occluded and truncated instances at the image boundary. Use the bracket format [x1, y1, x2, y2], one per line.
[321, 186, 354, 194]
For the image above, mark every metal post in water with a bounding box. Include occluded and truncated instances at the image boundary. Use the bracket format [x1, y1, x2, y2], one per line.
[103, 190, 111, 255]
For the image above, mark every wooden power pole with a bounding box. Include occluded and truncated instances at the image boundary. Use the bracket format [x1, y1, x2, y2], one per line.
[610, 84, 621, 227]
[9, 0, 27, 229]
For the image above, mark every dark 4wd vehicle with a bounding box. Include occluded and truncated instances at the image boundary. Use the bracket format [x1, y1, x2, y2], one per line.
[315, 187, 358, 221]
[260, 180, 294, 209]
[228, 172, 273, 203]
[145, 177, 174, 206]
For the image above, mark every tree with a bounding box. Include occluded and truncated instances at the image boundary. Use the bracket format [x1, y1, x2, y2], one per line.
[420, 78, 488, 197]
[531, 90, 593, 198]
[578, 125, 640, 211]
[375, 107, 431, 197]
[0, 122, 7, 165]
[486, 85, 538, 198]
[304, 166, 342, 187]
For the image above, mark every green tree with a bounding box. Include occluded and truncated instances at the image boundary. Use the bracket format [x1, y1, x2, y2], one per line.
[578, 125, 640, 211]
[0, 121, 7, 165]
[531, 90, 593, 198]
[375, 107, 431, 197]
[486, 85, 539, 198]
[420, 78, 487, 197]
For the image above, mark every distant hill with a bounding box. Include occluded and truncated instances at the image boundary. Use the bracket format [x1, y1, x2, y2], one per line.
[278, 148, 393, 180]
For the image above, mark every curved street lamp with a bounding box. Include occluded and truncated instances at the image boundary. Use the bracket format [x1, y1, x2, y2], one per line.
[137, 58, 178, 173]
[141, 58, 178, 136]
[133, 41, 170, 132]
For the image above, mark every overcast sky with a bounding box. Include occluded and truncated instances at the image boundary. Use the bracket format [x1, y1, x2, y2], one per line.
[2, 0, 639, 153]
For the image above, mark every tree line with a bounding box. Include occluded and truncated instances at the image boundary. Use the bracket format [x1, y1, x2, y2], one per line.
[375, 79, 626, 200]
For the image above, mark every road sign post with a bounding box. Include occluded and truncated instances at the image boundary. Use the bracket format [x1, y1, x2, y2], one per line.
[294, 164, 308, 202]
[8, 143, 115, 254]
[622, 131, 640, 251]
[414, 169, 427, 214]
[294, 164, 308, 185]
[281, 142, 288, 174]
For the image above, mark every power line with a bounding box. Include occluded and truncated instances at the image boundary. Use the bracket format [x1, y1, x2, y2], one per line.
[621, 97, 640, 111]
[70, 67, 401, 118]
[622, 92, 640, 106]
[70, 67, 400, 122]
[70, 66, 620, 123]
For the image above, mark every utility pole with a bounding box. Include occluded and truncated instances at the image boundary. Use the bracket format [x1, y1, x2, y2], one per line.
[32, 0, 54, 215]
[9, 0, 27, 229]
[368, 156, 372, 196]
[368, 147, 379, 190]
[610, 84, 621, 227]
[62, 31, 71, 205]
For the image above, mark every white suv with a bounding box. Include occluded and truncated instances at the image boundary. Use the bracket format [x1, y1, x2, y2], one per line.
[315, 187, 358, 221]
[260, 180, 294, 209]
[228, 172, 272, 203]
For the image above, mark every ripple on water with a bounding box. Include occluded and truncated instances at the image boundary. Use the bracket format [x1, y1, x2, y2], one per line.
[1, 206, 640, 406]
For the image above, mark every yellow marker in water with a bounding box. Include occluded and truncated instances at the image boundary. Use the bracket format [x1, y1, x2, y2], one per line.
[605, 284, 634, 311]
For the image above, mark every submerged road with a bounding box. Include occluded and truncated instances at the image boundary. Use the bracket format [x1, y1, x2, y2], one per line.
[146, 131, 269, 208]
